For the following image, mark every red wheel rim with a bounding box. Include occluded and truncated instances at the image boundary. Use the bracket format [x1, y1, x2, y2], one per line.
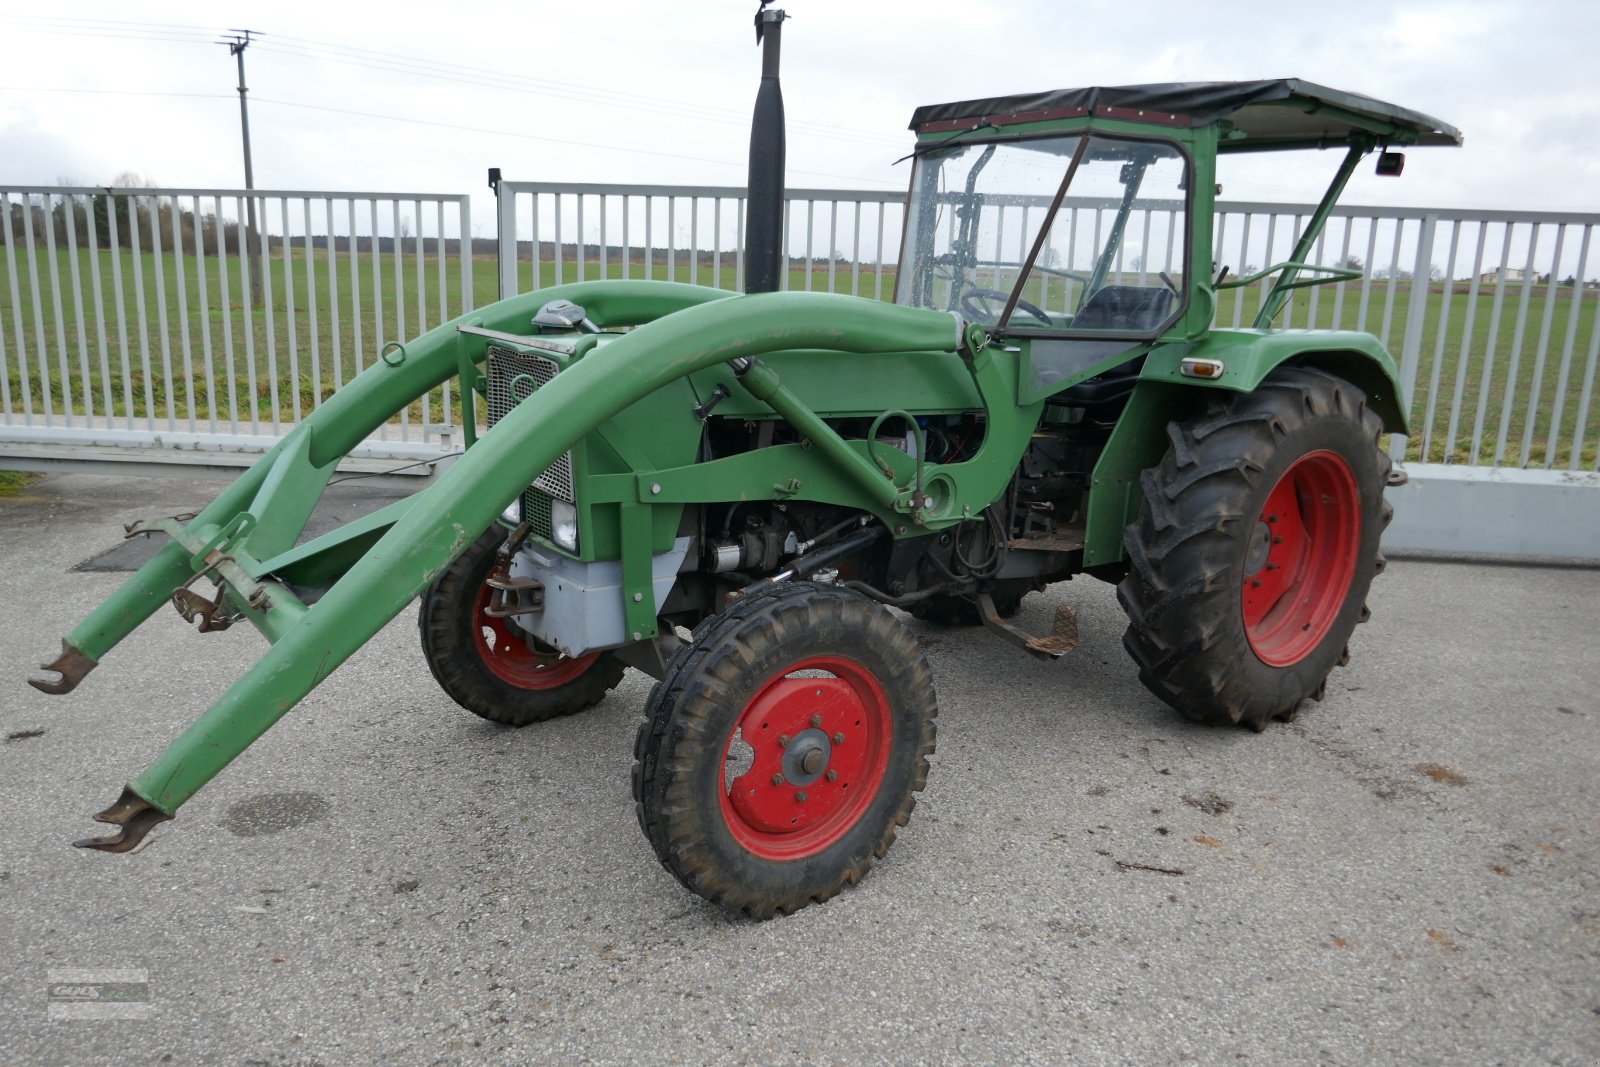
[719, 656, 893, 861]
[1241, 450, 1362, 667]
[472, 584, 599, 689]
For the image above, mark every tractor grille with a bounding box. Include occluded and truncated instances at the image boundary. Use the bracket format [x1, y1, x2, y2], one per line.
[485, 344, 575, 542]
[520, 488, 553, 540]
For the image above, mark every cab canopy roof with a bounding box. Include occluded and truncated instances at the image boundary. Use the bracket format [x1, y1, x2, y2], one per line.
[909, 79, 1463, 151]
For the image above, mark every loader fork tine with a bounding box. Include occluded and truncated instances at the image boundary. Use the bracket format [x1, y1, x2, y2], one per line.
[72, 786, 173, 854]
[28, 640, 99, 695]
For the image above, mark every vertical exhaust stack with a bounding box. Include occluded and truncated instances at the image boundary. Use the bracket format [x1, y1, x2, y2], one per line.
[745, 3, 787, 293]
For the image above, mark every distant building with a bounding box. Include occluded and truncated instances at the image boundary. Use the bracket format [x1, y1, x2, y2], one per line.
[1477, 267, 1530, 285]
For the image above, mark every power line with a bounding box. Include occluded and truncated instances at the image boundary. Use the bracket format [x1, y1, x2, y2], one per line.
[0, 25, 214, 46]
[0, 86, 231, 101]
[256, 40, 903, 152]
[0, 13, 908, 152]
[260, 26, 906, 144]
[0, 84, 901, 187]
[1, 13, 214, 33]
[2, 13, 908, 185]
[247, 96, 903, 187]
[0, 15, 215, 44]
[257, 33, 905, 149]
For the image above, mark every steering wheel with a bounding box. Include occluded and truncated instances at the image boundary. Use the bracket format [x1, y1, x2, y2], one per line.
[959, 287, 1054, 328]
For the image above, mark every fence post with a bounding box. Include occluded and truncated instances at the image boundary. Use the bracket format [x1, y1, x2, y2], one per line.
[1393, 213, 1438, 462]
[460, 195, 473, 322]
[496, 185, 517, 302]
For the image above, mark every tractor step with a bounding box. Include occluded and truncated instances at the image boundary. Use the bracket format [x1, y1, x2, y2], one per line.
[1008, 521, 1086, 553]
[975, 592, 1079, 660]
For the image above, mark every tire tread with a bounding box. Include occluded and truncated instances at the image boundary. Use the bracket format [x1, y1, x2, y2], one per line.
[1117, 366, 1391, 729]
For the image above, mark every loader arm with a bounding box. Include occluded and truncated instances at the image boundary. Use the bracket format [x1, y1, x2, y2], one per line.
[36, 282, 967, 851]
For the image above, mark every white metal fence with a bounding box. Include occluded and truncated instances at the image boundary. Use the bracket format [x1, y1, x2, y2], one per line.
[493, 181, 904, 304]
[0, 185, 472, 468]
[3, 180, 1597, 554]
[497, 182, 1600, 475]
[1215, 204, 1600, 474]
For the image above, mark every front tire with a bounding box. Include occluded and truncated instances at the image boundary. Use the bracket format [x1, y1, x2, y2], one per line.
[418, 527, 624, 726]
[632, 583, 938, 917]
[1118, 366, 1392, 730]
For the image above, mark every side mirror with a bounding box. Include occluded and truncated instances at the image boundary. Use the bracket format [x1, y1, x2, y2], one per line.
[1375, 151, 1406, 177]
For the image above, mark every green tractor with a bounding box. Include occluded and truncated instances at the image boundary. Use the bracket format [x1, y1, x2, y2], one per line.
[31, 12, 1459, 916]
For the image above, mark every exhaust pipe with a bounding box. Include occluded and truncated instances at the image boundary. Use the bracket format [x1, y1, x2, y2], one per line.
[745, 3, 787, 293]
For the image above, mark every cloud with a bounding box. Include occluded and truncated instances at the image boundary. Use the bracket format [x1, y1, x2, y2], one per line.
[0, 119, 108, 187]
[0, 0, 1596, 212]
[1380, 3, 1503, 62]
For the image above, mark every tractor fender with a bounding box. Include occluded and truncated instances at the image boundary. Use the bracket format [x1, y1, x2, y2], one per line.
[1081, 330, 1407, 569]
[1139, 329, 1408, 435]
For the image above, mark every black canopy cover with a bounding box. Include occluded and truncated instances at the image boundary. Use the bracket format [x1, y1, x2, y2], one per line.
[909, 79, 1462, 150]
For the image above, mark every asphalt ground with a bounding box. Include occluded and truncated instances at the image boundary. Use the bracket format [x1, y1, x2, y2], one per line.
[1, 473, 1597, 1066]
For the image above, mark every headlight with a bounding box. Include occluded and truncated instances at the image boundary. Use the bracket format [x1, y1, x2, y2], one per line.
[550, 498, 579, 552]
[500, 497, 523, 525]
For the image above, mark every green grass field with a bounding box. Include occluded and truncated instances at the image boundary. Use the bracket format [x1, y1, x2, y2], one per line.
[2, 245, 1595, 467]
[1220, 279, 1599, 468]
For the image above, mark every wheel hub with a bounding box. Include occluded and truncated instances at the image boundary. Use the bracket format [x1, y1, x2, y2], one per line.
[1241, 450, 1362, 667]
[781, 728, 833, 787]
[1244, 521, 1273, 576]
[722, 660, 888, 848]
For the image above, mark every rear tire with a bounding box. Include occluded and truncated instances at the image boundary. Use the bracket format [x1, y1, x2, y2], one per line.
[632, 582, 937, 918]
[1118, 366, 1391, 730]
[419, 527, 624, 726]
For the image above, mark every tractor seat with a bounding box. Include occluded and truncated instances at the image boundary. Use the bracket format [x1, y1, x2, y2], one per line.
[1052, 356, 1146, 407]
[1071, 285, 1175, 332]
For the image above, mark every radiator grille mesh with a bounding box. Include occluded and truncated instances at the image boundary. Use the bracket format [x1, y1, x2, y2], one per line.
[485, 344, 574, 542]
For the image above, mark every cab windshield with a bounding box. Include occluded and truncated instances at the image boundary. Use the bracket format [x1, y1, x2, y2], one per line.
[895, 134, 1190, 336]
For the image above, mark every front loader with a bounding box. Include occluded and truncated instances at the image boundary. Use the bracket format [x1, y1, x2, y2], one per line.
[29, 10, 1460, 916]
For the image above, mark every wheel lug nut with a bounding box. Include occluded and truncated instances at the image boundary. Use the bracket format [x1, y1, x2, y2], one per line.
[778, 734, 790, 747]
[826, 769, 838, 782]
[832, 732, 845, 745]
[1267, 515, 1279, 524]
[796, 791, 808, 803]
[810, 713, 823, 727]
[770, 773, 784, 785]
[1251, 580, 1262, 588]
[1265, 563, 1278, 571]
[1272, 535, 1284, 545]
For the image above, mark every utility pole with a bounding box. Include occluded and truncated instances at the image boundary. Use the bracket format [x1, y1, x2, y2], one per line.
[221, 29, 263, 306]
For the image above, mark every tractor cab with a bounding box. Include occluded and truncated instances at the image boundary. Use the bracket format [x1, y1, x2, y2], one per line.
[895, 80, 1462, 397]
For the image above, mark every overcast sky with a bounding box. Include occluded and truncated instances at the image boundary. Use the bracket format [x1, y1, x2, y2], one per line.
[2, 0, 1596, 234]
